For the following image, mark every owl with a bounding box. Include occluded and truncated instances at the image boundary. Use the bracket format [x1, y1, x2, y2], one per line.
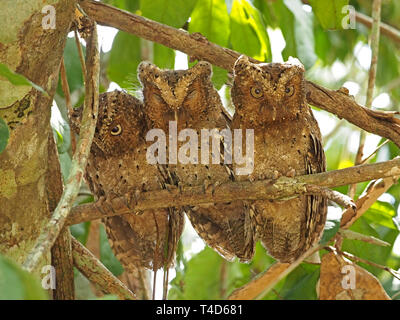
[138, 61, 256, 262]
[231, 55, 327, 262]
[70, 90, 184, 298]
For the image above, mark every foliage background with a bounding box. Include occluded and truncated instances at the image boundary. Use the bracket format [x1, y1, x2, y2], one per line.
[1, 0, 399, 299]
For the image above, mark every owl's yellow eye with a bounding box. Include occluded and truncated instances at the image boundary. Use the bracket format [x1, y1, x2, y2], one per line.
[250, 86, 263, 98]
[285, 85, 295, 96]
[110, 124, 122, 136]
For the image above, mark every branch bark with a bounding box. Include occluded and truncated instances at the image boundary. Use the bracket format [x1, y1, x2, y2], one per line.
[0, 0, 76, 275]
[78, 0, 400, 148]
[23, 22, 100, 273]
[66, 158, 400, 226]
[48, 135, 75, 300]
[71, 236, 137, 300]
[340, 177, 397, 229]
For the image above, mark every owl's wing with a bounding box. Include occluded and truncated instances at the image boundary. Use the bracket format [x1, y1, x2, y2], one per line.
[304, 112, 328, 249]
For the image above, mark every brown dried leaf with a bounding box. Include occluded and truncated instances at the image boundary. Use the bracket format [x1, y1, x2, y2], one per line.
[319, 252, 391, 300]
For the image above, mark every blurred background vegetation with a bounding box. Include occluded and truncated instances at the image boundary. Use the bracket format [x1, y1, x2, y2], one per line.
[1, 0, 399, 299]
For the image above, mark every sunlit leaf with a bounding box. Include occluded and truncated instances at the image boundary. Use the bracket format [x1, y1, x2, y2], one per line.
[363, 201, 398, 230]
[308, 0, 349, 30]
[141, 0, 197, 28]
[189, 0, 230, 88]
[0, 254, 48, 300]
[230, 0, 271, 62]
[107, 31, 141, 89]
[283, 0, 317, 69]
[0, 63, 48, 96]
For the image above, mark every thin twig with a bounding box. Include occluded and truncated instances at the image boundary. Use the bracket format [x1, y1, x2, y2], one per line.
[74, 28, 87, 82]
[360, 139, 389, 164]
[228, 244, 322, 300]
[305, 185, 356, 211]
[301, 0, 400, 44]
[60, 57, 77, 154]
[22, 22, 100, 273]
[340, 177, 397, 229]
[332, 247, 400, 282]
[350, 0, 382, 198]
[71, 236, 137, 300]
[338, 229, 390, 247]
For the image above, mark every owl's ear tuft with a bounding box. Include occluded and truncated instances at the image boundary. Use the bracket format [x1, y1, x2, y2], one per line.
[287, 57, 305, 72]
[137, 61, 160, 82]
[192, 61, 212, 78]
[233, 55, 251, 75]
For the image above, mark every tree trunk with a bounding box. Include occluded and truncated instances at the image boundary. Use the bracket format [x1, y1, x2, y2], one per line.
[0, 0, 76, 276]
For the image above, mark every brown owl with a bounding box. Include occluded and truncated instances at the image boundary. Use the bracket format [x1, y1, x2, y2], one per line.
[231, 55, 327, 262]
[138, 61, 256, 262]
[70, 90, 184, 298]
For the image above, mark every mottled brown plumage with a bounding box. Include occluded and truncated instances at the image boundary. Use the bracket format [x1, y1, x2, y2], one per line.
[231, 55, 327, 262]
[138, 61, 255, 262]
[70, 91, 184, 295]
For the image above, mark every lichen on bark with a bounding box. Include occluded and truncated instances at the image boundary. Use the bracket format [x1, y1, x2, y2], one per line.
[0, 0, 76, 276]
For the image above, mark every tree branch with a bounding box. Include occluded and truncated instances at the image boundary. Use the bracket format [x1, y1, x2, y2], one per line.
[66, 158, 400, 226]
[78, 0, 400, 148]
[229, 245, 322, 300]
[340, 177, 397, 229]
[71, 237, 137, 300]
[355, 12, 400, 44]
[350, 0, 382, 198]
[23, 22, 100, 273]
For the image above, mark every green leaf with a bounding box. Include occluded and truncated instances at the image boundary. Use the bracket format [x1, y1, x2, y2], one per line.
[283, 0, 317, 69]
[0, 117, 10, 154]
[363, 201, 398, 230]
[103, 0, 139, 12]
[153, 43, 175, 69]
[319, 209, 342, 244]
[189, 0, 230, 88]
[0, 254, 48, 299]
[189, 0, 230, 46]
[0, 63, 48, 96]
[141, 0, 198, 28]
[70, 222, 91, 245]
[230, 0, 271, 62]
[342, 216, 399, 276]
[107, 31, 142, 89]
[168, 247, 223, 300]
[279, 263, 320, 300]
[99, 224, 124, 277]
[57, 38, 85, 96]
[308, 0, 349, 30]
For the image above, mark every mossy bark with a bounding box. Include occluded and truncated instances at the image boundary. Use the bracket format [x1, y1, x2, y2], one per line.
[0, 0, 76, 275]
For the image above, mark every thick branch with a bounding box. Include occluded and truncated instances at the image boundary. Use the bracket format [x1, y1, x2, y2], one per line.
[79, 0, 400, 148]
[71, 237, 136, 300]
[305, 81, 400, 148]
[66, 158, 400, 225]
[23, 23, 100, 273]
